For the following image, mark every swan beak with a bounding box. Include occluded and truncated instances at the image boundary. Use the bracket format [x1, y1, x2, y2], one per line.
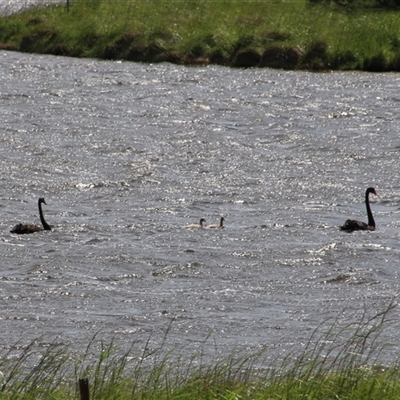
[374, 190, 379, 197]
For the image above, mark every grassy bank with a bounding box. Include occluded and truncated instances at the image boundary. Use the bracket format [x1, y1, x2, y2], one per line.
[0, 303, 399, 399]
[1, 0, 400, 70]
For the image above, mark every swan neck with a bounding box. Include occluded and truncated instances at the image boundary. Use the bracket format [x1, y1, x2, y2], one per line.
[38, 200, 51, 230]
[365, 191, 375, 227]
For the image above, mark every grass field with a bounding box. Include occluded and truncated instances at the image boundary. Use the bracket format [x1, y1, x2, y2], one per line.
[0, 302, 399, 399]
[1, 0, 400, 70]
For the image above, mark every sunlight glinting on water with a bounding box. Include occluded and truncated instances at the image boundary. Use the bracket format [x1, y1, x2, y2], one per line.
[1, 51, 400, 362]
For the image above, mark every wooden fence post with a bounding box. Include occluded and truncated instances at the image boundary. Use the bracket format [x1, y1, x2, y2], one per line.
[79, 378, 90, 400]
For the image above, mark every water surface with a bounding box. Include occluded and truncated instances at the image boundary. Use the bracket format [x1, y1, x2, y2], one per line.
[1, 50, 400, 363]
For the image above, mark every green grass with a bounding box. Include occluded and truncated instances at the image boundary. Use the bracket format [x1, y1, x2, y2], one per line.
[1, 0, 400, 70]
[0, 302, 399, 399]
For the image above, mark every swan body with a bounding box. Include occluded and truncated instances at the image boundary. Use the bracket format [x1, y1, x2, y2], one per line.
[207, 217, 224, 229]
[11, 198, 51, 234]
[340, 188, 377, 232]
[186, 218, 206, 229]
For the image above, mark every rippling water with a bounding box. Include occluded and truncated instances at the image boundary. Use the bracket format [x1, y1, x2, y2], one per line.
[1, 50, 400, 363]
[0, 0, 57, 15]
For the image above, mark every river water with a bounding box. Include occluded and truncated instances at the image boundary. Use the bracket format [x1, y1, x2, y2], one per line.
[0, 0, 54, 15]
[1, 50, 400, 366]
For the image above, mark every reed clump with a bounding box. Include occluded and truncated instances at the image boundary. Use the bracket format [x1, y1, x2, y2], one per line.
[1, 0, 400, 70]
[0, 303, 399, 399]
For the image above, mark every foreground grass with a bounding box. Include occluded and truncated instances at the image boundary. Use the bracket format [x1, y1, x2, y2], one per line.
[1, 0, 400, 70]
[0, 303, 399, 399]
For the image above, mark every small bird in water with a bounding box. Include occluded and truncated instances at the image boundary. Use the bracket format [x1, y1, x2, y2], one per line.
[186, 218, 206, 229]
[11, 197, 52, 234]
[340, 187, 378, 232]
[207, 217, 225, 229]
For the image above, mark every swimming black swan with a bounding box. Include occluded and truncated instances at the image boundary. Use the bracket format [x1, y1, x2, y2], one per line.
[340, 187, 378, 232]
[11, 198, 51, 234]
[207, 217, 225, 229]
[186, 218, 206, 229]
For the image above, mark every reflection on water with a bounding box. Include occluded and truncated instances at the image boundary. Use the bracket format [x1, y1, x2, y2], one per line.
[1, 50, 400, 362]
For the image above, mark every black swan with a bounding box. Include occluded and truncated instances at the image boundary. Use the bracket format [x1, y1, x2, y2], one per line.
[186, 218, 206, 229]
[11, 198, 51, 234]
[340, 187, 378, 232]
[207, 217, 225, 229]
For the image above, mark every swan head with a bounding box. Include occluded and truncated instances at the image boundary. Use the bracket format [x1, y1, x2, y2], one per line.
[367, 188, 378, 196]
[39, 198, 47, 205]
